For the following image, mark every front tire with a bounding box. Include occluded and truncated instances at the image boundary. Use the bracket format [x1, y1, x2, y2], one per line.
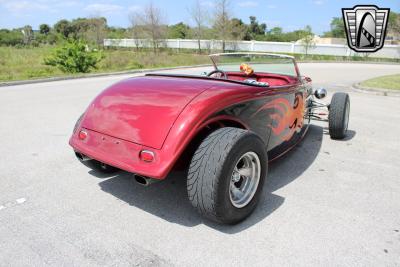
[328, 92, 350, 139]
[187, 127, 267, 224]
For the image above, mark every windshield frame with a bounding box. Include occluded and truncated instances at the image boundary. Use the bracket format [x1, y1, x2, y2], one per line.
[209, 52, 301, 78]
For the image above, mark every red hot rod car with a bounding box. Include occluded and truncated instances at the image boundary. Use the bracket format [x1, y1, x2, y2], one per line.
[70, 53, 350, 224]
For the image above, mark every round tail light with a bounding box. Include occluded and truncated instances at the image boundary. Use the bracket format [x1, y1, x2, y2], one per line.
[79, 130, 88, 140]
[139, 150, 155, 162]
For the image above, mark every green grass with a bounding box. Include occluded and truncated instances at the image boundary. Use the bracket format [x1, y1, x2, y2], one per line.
[98, 49, 210, 72]
[0, 46, 210, 82]
[0, 46, 64, 81]
[0, 46, 399, 82]
[360, 74, 400, 90]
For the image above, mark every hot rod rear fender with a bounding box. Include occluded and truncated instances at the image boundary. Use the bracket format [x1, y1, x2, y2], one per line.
[157, 84, 284, 177]
[162, 82, 310, 178]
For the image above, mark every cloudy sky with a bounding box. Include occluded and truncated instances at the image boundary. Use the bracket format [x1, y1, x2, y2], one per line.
[0, 0, 399, 34]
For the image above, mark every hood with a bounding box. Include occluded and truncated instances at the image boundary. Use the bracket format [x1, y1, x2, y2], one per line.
[81, 76, 212, 149]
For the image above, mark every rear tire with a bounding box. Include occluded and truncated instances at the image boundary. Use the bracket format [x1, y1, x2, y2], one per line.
[328, 92, 350, 139]
[187, 127, 267, 224]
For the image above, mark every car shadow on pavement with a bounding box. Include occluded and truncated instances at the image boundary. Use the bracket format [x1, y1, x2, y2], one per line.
[322, 128, 356, 141]
[88, 169, 119, 179]
[96, 124, 324, 233]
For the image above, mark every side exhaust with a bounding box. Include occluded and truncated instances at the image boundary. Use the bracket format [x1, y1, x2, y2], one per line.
[75, 152, 91, 162]
[134, 175, 159, 186]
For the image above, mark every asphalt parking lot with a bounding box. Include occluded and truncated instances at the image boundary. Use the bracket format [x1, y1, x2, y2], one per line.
[0, 63, 399, 266]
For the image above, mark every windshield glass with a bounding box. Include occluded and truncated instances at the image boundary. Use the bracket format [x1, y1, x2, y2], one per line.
[210, 53, 298, 77]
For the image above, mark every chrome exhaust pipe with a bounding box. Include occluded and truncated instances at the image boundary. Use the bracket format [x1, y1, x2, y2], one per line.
[134, 175, 159, 186]
[75, 152, 91, 162]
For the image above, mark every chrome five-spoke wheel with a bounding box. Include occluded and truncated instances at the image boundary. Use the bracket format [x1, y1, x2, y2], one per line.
[229, 151, 261, 208]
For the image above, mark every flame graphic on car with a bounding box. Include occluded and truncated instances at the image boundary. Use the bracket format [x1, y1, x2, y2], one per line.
[255, 93, 304, 142]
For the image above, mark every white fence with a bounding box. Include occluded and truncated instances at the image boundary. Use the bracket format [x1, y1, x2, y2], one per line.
[104, 38, 400, 59]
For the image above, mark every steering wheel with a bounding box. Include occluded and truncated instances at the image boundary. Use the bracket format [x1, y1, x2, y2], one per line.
[207, 69, 227, 79]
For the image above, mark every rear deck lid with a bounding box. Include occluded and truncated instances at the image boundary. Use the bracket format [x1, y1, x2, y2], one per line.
[81, 76, 211, 149]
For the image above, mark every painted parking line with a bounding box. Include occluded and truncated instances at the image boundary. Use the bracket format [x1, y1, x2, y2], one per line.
[0, 198, 27, 212]
[16, 198, 27, 204]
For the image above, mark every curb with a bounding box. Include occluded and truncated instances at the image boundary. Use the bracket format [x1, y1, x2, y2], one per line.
[0, 64, 211, 87]
[352, 83, 400, 97]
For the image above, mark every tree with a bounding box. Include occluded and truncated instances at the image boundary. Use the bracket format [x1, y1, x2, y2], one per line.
[168, 22, 190, 39]
[135, 2, 167, 53]
[54, 19, 73, 38]
[189, 0, 208, 53]
[388, 11, 400, 40]
[286, 29, 308, 41]
[85, 17, 107, 46]
[69, 18, 89, 38]
[58, 17, 108, 45]
[300, 25, 315, 56]
[0, 29, 24, 46]
[21, 25, 33, 45]
[39, 24, 51, 35]
[270, 27, 283, 35]
[266, 27, 285, 41]
[324, 17, 345, 38]
[107, 27, 128, 39]
[213, 0, 232, 52]
[247, 16, 266, 39]
[230, 18, 247, 41]
[128, 12, 145, 51]
[53, 17, 110, 45]
[69, 18, 93, 40]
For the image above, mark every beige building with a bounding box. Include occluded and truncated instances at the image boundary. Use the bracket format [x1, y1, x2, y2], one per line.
[313, 36, 346, 45]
